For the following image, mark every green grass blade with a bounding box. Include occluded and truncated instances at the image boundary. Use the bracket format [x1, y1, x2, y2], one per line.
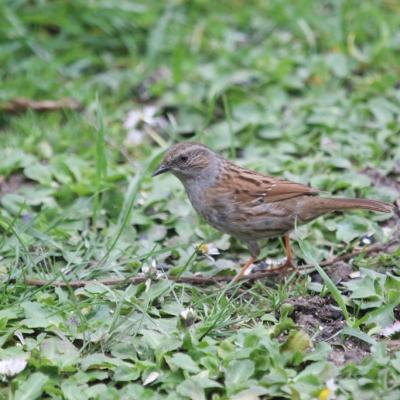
[92, 95, 108, 225]
[298, 238, 350, 321]
[97, 149, 165, 269]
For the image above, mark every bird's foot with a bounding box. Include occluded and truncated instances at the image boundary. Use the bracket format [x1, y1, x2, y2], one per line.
[231, 256, 256, 283]
[267, 257, 297, 276]
[232, 256, 298, 283]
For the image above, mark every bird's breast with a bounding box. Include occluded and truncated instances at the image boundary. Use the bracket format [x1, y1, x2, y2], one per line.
[184, 183, 232, 233]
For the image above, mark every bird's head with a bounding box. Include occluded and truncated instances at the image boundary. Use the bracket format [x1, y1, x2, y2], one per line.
[152, 142, 216, 181]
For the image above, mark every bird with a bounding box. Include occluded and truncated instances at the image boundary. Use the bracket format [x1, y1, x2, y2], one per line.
[152, 142, 393, 282]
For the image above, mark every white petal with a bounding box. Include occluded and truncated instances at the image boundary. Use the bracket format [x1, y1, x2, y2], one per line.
[123, 110, 142, 129]
[0, 358, 27, 377]
[143, 371, 159, 386]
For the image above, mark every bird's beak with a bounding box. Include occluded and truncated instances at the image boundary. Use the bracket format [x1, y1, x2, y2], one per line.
[152, 164, 170, 177]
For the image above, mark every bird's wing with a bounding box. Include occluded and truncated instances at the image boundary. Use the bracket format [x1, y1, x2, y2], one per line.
[213, 163, 319, 204]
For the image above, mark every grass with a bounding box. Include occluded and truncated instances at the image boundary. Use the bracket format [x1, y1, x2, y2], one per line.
[1, 0, 400, 398]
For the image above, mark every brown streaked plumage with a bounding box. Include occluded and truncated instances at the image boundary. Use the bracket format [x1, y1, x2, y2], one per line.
[153, 142, 393, 281]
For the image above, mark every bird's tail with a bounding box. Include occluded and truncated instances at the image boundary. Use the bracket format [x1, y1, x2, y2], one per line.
[297, 196, 393, 223]
[319, 197, 393, 213]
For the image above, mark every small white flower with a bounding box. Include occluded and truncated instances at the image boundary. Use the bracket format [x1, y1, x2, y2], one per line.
[125, 129, 145, 146]
[0, 358, 27, 377]
[180, 307, 197, 326]
[142, 260, 158, 278]
[15, 331, 25, 346]
[196, 243, 220, 261]
[380, 321, 400, 337]
[265, 258, 286, 267]
[143, 371, 159, 386]
[326, 378, 337, 399]
[123, 106, 157, 129]
[123, 106, 160, 146]
[141, 265, 150, 274]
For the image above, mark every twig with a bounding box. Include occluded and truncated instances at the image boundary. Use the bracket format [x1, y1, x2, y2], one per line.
[2, 98, 82, 113]
[23, 239, 399, 288]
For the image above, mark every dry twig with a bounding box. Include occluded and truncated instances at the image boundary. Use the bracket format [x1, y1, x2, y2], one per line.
[2, 98, 82, 113]
[23, 239, 399, 288]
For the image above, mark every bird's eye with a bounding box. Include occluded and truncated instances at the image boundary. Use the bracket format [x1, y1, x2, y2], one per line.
[179, 155, 188, 163]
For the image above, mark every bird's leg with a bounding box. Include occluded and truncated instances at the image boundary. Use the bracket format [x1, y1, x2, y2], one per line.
[253, 234, 297, 276]
[232, 256, 255, 283]
[269, 234, 297, 274]
[283, 234, 296, 270]
[232, 241, 259, 283]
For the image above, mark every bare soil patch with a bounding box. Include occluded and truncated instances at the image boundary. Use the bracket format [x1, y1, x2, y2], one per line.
[362, 166, 400, 194]
[362, 166, 400, 239]
[287, 295, 371, 365]
[0, 173, 33, 196]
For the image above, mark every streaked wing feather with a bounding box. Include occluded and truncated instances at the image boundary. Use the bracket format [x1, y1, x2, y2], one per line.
[256, 179, 319, 202]
[216, 163, 318, 204]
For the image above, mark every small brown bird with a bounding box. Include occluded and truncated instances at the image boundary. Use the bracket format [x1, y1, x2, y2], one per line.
[153, 142, 393, 281]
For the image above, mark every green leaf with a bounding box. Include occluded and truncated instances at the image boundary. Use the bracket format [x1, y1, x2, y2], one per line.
[231, 386, 269, 400]
[341, 326, 377, 346]
[61, 380, 88, 400]
[168, 353, 200, 374]
[361, 303, 397, 328]
[14, 372, 49, 400]
[40, 337, 79, 370]
[225, 360, 255, 388]
[346, 276, 381, 300]
[0, 149, 36, 175]
[23, 163, 52, 185]
[335, 218, 369, 242]
[282, 331, 311, 353]
[21, 301, 62, 328]
[113, 365, 141, 382]
[176, 379, 205, 400]
[81, 354, 121, 371]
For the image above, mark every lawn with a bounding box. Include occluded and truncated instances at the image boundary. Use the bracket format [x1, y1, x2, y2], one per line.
[1, 0, 400, 399]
